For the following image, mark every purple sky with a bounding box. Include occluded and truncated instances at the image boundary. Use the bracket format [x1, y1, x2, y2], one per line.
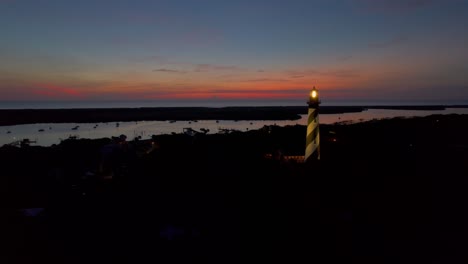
[1, 0, 467, 104]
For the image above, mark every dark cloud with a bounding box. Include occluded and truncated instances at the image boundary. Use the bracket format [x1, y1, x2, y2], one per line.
[194, 64, 243, 72]
[286, 69, 360, 78]
[323, 70, 359, 78]
[237, 78, 291, 83]
[210, 89, 307, 94]
[153, 68, 186, 74]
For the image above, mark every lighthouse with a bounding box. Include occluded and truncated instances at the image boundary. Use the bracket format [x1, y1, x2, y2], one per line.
[305, 87, 321, 162]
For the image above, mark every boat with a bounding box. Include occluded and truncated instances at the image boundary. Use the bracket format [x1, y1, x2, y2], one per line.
[183, 128, 200, 137]
[38, 129, 45, 132]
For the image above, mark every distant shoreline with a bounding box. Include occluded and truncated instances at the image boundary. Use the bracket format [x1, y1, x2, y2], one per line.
[1, 105, 467, 126]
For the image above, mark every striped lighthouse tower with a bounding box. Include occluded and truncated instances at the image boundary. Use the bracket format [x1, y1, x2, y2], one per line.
[305, 87, 321, 162]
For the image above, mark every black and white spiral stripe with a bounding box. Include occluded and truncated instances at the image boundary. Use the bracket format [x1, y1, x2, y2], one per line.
[305, 108, 320, 161]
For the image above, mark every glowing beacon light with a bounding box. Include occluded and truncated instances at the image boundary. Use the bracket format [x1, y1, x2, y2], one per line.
[305, 86, 321, 162]
[311, 90, 317, 99]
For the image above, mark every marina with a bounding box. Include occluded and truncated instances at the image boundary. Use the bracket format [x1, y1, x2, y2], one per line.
[2, 108, 468, 147]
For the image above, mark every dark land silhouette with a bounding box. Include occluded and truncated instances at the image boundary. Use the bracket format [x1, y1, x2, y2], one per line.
[0, 105, 466, 126]
[1, 114, 468, 263]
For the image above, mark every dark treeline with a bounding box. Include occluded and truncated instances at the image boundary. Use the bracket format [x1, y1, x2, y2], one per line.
[0, 106, 352, 126]
[2, 105, 465, 126]
[1, 114, 468, 263]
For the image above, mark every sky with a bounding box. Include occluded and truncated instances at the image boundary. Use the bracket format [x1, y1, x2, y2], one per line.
[1, 0, 467, 105]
